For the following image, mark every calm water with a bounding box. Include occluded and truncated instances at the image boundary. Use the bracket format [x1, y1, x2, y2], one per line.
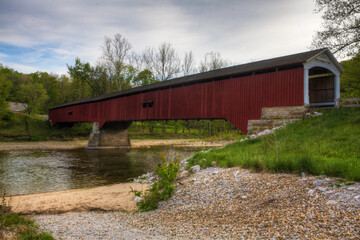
[0, 147, 201, 196]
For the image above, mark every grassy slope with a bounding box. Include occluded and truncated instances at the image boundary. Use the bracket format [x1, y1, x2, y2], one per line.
[187, 108, 360, 181]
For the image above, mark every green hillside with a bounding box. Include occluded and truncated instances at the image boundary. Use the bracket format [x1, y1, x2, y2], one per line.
[187, 108, 360, 180]
[0, 112, 92, 141]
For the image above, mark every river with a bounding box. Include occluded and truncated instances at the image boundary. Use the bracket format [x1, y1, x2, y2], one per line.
[0, 147, 202, 196]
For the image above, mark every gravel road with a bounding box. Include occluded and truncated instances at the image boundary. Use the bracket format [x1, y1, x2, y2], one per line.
[32, 167, 360, 239]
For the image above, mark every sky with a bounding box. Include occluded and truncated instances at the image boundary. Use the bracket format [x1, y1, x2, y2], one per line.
[0, 0, 324, 76]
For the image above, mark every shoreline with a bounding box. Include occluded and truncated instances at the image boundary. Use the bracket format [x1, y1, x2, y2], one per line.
[6, 182, 149, 215]
[0, 138, 234, 151]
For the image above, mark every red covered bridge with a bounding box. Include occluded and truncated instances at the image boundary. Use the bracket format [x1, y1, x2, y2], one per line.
[49, 48, 343, 148]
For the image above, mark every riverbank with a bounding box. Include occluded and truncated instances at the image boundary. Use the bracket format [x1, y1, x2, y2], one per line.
[6, 183, 149, 215]
[29, 167, 359, 239]
[0, 139, 233, 151]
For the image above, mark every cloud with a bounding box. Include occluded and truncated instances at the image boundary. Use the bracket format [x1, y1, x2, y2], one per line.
[0, 0, 323, 75]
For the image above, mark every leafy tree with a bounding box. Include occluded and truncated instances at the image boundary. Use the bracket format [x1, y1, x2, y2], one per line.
[56, 75, 73, 104]
[30, 71, 59, 112]
[312, 0, 360, 57]
[340, 53, 360, 97]
[19, 80, 48, 115]
[88, 65, 112, 96]
[199, 51, 230, 72]
[143, 42, 181, 81]
[0, 74, 12, 113]
[132, 69, 158, 87]
[67, 58, 92, 100]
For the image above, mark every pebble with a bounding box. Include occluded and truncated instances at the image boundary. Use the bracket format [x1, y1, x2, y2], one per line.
[32, 168, 360, 239]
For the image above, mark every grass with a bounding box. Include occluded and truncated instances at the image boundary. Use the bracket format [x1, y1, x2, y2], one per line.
[187, 108, 360, 181]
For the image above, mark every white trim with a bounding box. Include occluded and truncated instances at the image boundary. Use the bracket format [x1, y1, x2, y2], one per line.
[303, 50, 342, 106]
[305, 49, 344, 73]
[304, 68, 309, 105]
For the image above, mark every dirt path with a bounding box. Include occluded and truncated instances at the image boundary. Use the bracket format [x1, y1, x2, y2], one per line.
[0, 139, 233, 151]
[6, 183, 149, 215]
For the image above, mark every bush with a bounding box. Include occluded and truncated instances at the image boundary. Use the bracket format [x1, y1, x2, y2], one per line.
[136, 153, 180, 212]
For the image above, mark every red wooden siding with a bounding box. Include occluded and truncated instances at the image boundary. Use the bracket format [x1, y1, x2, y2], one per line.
[49, 68, 304, 134]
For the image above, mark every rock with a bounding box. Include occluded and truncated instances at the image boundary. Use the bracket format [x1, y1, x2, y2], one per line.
[134, 196, 142, 203]
[313, 180, 327, 186]
[326, 200, 338, 205]
[346, 186, 355, 191]
[241, 195, 248, 200]
[189, 165, 201, 173]
[177, 171, 189, 181]
[317, 187, 328, 192]
[324, 178, 332, 183]
[308, 189, 315, 196]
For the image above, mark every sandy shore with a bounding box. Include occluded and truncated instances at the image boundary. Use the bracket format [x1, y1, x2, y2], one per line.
[0, 138, 233, 151]
[6, 183, 149, 215]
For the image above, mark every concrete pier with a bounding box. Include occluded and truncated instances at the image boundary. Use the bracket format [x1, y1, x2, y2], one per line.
[87, 121, 132, 149]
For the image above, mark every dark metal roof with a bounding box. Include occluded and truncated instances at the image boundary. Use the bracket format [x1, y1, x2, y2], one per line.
[50, 48, 328, 110]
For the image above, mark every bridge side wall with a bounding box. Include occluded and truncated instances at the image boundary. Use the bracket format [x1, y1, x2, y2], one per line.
[49, 68, 304, 134]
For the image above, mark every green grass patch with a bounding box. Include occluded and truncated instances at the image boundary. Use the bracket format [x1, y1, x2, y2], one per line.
[187, 108, 360, 181]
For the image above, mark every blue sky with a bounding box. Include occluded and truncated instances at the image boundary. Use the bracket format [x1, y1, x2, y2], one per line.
[0, 0, 323, 75]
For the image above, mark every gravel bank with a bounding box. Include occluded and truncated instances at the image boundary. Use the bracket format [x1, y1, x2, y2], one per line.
[32, 167, 359, 239]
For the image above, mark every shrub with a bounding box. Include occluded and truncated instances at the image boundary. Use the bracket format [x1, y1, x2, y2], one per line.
[136, 153, 180, 212]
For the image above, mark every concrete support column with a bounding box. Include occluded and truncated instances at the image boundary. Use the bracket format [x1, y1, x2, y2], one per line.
[87, 121, 132, 149]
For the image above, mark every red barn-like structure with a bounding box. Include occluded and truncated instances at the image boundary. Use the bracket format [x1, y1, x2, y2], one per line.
[49, 48, 343, 148]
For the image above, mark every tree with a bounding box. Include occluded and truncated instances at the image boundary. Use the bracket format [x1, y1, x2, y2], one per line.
[340, 53, 360, 97]
[100, 34, 132, 91]
[199, 51, 230, 72]
[19, 80, 48, 115]
[30, 71, 59, 112]
[0, 65, 14, 112]
[132, 69, 158, 87]
[0, 74, 12, 113]
[56, 75, 73, 104]
[312, 0, 360, 57]
[143, 42, 181, 81]
[182, 51, 196, 76]
[67, 57, 93, 99]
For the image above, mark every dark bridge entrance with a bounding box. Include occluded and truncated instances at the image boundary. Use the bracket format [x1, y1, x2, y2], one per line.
[49, 48, 343, 148]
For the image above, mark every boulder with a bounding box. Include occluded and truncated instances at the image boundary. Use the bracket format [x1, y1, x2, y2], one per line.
[189, 165, 201, 173]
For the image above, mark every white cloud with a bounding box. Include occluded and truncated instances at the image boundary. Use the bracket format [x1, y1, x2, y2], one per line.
[0, 0, 324, 75]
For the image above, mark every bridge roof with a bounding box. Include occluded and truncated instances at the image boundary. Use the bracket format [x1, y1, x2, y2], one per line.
[50, 48, 333, 110]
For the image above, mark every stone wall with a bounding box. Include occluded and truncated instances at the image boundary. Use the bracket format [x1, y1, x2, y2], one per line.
[247, 105, 308, 135]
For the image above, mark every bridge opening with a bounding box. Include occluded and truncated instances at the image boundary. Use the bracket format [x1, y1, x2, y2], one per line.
[308, 67, 336, 106]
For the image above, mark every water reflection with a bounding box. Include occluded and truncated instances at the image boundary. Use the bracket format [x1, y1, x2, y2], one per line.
[0, 147, 201, 196]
